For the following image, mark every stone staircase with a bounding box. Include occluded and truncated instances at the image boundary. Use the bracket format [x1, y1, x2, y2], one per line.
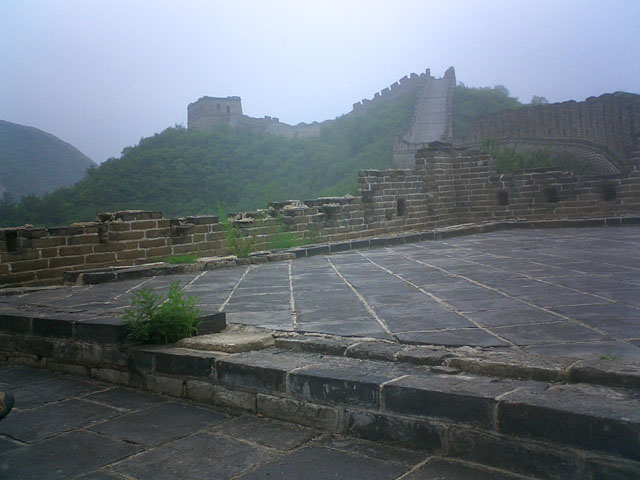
[128, 335, 640, 480]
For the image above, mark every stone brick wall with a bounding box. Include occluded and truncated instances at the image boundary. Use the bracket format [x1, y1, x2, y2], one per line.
[2, 146, 639, 287]
[462, 92, 640, 174]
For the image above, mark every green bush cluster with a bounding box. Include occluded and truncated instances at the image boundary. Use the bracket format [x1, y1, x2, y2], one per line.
[481, 139, 587, 174]
[124, 282, 200, 344]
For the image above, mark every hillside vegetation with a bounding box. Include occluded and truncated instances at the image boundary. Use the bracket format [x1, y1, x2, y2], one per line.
[0, 89, 418, 227]
[1, 84, 562, 228]
[0, 120, 95, 199]
[452, 84, 522, 138]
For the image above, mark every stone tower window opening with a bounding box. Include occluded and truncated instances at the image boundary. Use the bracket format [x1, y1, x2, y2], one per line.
[601, 182, 617, 202]
[544, 187, 559, 203]
[226, 105, 230, 114]
[4, 230, 19, 252]
[496, 190, 509, 206]
[396, 198, 407, 216]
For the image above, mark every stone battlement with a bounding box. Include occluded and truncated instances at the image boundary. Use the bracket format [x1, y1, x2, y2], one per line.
[2, 146, 638, 287]
[458, 91, 640, 174]
[186, 70, 434, 138]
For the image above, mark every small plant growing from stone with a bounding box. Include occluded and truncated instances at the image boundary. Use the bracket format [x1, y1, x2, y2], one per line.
[124, 282, 200, 344]
[217, 202, 255, 258]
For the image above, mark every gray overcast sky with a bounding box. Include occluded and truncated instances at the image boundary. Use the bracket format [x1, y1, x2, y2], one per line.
[1, 0, 639, 163]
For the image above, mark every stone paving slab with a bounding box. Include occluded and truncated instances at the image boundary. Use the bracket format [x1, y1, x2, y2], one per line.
[2, 226, 640, 364]
[0, 363, 524, 480]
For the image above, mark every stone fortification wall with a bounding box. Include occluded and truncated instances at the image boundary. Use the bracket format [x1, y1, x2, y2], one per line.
[187, 71, 428, 138]
[392, 67, 457, 168]
[461, 92, 640, 174]
[2, 146, 638, 288]
[349, 72, 427, 115]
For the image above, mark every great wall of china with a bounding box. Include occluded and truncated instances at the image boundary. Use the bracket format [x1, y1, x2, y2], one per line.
[1, 67, 639, 287]
[3, 68, 640, 480]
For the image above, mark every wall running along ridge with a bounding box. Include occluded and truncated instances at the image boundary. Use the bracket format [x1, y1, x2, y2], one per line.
[1, 146, 639, 287]
[187, 70, 430, 138]
[458, 92, 640, 175]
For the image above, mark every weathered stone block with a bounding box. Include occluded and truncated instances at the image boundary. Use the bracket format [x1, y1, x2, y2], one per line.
[214, 385, 256, 412]
[383, 374, 523, 428]
[216, 350, 318, 393]
[344, 409, 443, 451]
[32, 317, 74, 338]
[10, 258, 49, 273]
[497, 385, 640, 460]
[91, 367, 130, 385]
[186, 379, 215, 403]
[257, 393, 338, 431]
[59, 245, 93, 256]
[446, 427, 582, 479]
[154, 349, 215, 377]
[144, 374, 184, 397]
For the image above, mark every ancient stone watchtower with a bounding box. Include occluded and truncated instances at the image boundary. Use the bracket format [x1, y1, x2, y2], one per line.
[188, 96, 243, 131]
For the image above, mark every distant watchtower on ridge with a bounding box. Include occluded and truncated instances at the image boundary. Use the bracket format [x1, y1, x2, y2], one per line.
[187, 96, 243, 130]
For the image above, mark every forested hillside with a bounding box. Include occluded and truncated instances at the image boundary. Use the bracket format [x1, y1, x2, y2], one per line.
[0, 120, 95, 199]
[0, 89, 418, 227]
[0, 84, 531, 228]
[452, 84, 522, 138]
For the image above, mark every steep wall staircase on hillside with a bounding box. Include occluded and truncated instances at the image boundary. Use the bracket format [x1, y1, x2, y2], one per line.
[392, 67, 456, 168]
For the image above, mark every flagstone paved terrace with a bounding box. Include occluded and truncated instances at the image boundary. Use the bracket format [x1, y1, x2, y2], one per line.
[2, 226, 639, 363]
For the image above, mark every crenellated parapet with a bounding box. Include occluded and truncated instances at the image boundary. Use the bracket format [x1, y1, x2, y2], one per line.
[350, 72, 427, 115]
[459, 92, 640, 174]
[186, 70, 431, 138]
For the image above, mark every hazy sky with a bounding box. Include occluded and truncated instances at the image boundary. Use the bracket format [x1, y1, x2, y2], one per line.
[1, 0, 639, 163]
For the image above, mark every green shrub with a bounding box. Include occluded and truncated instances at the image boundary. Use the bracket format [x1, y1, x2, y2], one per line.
[481, 139, 587, 174]
[124, 282, 200, 344]
[217, 202, 255, 257]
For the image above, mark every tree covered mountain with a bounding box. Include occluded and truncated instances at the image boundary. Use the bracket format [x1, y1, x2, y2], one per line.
[0, 120, 95, 200]
[0, 84, 524, 228]
[0, 88, 419, 227]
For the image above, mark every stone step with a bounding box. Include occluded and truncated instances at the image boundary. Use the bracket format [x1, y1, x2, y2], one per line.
[274, 334, 640, 391]
[130, 345, 640, 479]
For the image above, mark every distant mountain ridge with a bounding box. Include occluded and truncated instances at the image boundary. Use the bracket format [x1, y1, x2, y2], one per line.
[0, 120, 95, 199]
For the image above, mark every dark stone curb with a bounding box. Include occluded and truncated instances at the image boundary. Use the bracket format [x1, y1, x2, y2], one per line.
[1, 333, 639, 478]
[275, 335, 640, 391]
[121, 346, 640, 472]
[51, 215, 640, 286]
[0, 311, 226, 345]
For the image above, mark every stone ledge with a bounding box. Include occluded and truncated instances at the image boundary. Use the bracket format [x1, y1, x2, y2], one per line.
[0, 310, 225, 344]
[274, 335, 640, 391]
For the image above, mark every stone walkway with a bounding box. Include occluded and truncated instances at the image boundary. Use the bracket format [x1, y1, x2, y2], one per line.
[0, 363, 522, 479]
[3, 226, 639, 363]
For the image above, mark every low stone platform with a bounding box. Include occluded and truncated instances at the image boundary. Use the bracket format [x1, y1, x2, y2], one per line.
[1, 225, 640, 478]
[3, 226, 639, 360]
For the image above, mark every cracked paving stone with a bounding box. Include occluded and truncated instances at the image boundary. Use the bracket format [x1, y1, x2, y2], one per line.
[0, 430, 142, 480]
[89, 402, 230, 446]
